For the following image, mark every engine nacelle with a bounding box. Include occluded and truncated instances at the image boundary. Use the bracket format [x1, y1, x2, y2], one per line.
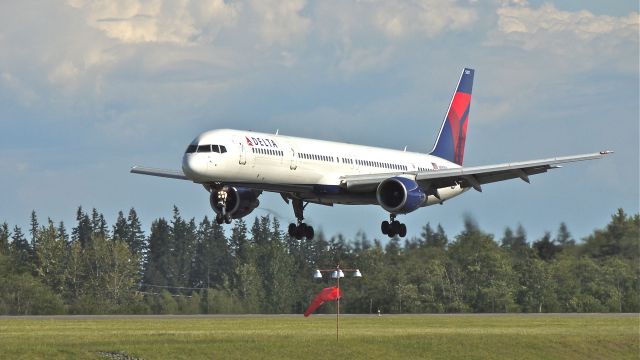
[376, 177, 426, 214]
[210, 187, 261, 219]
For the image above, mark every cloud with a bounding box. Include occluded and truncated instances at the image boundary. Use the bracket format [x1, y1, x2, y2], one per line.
[490, 3, 639, 71]
[373, 0, 478, 38]
[248, 0, 311, 46]
[68, 0, 240, 44]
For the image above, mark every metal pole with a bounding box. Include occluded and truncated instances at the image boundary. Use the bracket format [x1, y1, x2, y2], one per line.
[336, 270, 340, 342]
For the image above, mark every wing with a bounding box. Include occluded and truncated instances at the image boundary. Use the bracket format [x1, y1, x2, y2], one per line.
[340, 151, 613, 194]
[130, 166, 189, 180]
[130, 166, 315, 194]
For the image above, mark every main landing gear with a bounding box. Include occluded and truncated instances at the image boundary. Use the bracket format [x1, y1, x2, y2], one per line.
[214, 189, 233, 225]
[381, 214, 407, 238]
[287, 199, 314, 240]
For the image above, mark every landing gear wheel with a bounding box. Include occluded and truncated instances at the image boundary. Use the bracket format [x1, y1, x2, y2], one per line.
[215, 215, 224, 225]
[399, 223, 407, 238]
[305, 225, 315, 240]
[382, 215, 408, 238]
[287, 222, 314, 240]
[381, 221, 390, 235]
[288, 198, 314, 240]
[224, 214, 233, 224]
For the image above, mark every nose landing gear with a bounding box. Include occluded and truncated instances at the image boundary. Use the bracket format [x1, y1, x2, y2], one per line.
[213, 189, 232, 225]
[381, 214, 407, 238]
[287, 199, 314, 240]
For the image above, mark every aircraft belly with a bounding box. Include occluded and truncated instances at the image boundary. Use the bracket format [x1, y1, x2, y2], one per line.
[425, 185, 467, 206]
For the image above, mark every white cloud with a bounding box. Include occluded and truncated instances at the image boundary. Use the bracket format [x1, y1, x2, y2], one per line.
[248, 0, 311, 46]
[48, 61, 80, 85]
[68, 0, 239, 44]
[492, 3, 639, 69]
[374, 0, 478, 38]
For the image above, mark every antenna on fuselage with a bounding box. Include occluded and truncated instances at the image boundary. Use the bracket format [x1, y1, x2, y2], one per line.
[403, 146, 407, 152]
[275, 129, 279, 135]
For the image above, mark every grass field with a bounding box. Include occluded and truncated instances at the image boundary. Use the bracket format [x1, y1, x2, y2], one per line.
[0, 314, 637, 359]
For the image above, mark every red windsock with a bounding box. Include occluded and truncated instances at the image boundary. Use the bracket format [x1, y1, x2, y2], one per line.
[304, 287, 342, 317]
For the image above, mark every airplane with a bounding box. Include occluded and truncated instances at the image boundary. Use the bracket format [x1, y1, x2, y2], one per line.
[131, 68, 612, 240]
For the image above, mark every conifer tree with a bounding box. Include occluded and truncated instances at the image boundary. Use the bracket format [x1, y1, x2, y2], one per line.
[0, 223, 9, 255]
[126, 208, 146, 259]
[72, 207, 92, 247]
[57, 221, 68, 245]
[112, 211, 129, 243]
[144, 218, 174, 288]
[11, 226, 31, 272]
[29, 210, 39, 253]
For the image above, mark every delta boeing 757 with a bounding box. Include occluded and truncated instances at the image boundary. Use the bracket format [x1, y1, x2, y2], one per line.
[131, 68, 612, 240]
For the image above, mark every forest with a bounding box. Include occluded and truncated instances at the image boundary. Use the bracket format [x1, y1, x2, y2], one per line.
[0, 207, 637, 315]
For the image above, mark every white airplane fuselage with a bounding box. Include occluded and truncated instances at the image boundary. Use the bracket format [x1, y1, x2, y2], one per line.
[182, 128, 467, 207]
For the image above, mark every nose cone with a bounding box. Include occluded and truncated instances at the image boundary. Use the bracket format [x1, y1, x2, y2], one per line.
[182, 153, 206, 180]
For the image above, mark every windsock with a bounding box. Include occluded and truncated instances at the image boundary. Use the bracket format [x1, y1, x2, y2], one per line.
[304, 286, 342, 317]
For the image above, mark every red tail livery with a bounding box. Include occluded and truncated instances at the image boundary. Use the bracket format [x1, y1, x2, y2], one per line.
[430, 68, 474, 165]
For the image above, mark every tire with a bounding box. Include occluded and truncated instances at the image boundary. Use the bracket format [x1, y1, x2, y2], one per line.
[224, 214, 232, 224]
[305, 226, 315, 240]
[392, 220, 400, 233]
[288, 223, 297, 237]
[295, 224, 304, 240]
[399, 223, 407, 238]
[381, 221, 390, 235]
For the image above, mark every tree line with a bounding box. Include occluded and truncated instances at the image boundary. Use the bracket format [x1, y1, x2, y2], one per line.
[0, 207, 637, 315]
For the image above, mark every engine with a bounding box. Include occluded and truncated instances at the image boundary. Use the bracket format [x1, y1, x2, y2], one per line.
[376, 177, 426, 214]
[210, 186, 261, 219]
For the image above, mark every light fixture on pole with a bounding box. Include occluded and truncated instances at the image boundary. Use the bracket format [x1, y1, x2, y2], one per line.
[312, 264, 362, 341]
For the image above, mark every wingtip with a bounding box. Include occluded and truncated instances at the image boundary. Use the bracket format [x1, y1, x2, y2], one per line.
[599, 150, 614, 155]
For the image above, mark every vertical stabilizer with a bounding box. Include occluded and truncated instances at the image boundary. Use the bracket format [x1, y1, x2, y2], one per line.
[429, 68, 474, 166]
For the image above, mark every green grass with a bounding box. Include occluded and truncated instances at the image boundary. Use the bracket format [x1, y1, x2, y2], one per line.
[0, 314, 637, 359]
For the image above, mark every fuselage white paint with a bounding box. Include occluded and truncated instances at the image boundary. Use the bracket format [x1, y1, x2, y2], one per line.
[182, 129, 466, 207]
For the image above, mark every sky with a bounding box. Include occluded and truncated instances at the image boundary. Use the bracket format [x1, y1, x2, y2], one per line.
[0, 0, 638, 244]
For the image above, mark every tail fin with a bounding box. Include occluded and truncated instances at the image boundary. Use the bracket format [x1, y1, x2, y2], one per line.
[429, 68, 474, 166]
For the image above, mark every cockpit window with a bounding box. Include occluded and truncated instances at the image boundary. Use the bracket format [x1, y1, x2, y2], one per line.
[188, 144, 228, 154]
[197, 145, 211, 153]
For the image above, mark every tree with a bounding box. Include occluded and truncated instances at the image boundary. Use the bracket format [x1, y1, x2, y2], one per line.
[57, 221, 68, 245]
[35, 220, 67, 295]
[144, 218, 175, 288]
[71, 207, 92, 247]
[555, 222, 574, 246]
[112, 211, 129, 243]
[448, 216, 516, 312]
[10, 226, 31, 272]
[126, 208, 146, 258]
[0, 223, 9, 256]
[533, 232, 560, 261]
[191, 216, 231, 289]
[582, 209, 639, 260]
[171, 207, 196, 288]
[29, 210, 39, 254]
[0, 253, 64, 315]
